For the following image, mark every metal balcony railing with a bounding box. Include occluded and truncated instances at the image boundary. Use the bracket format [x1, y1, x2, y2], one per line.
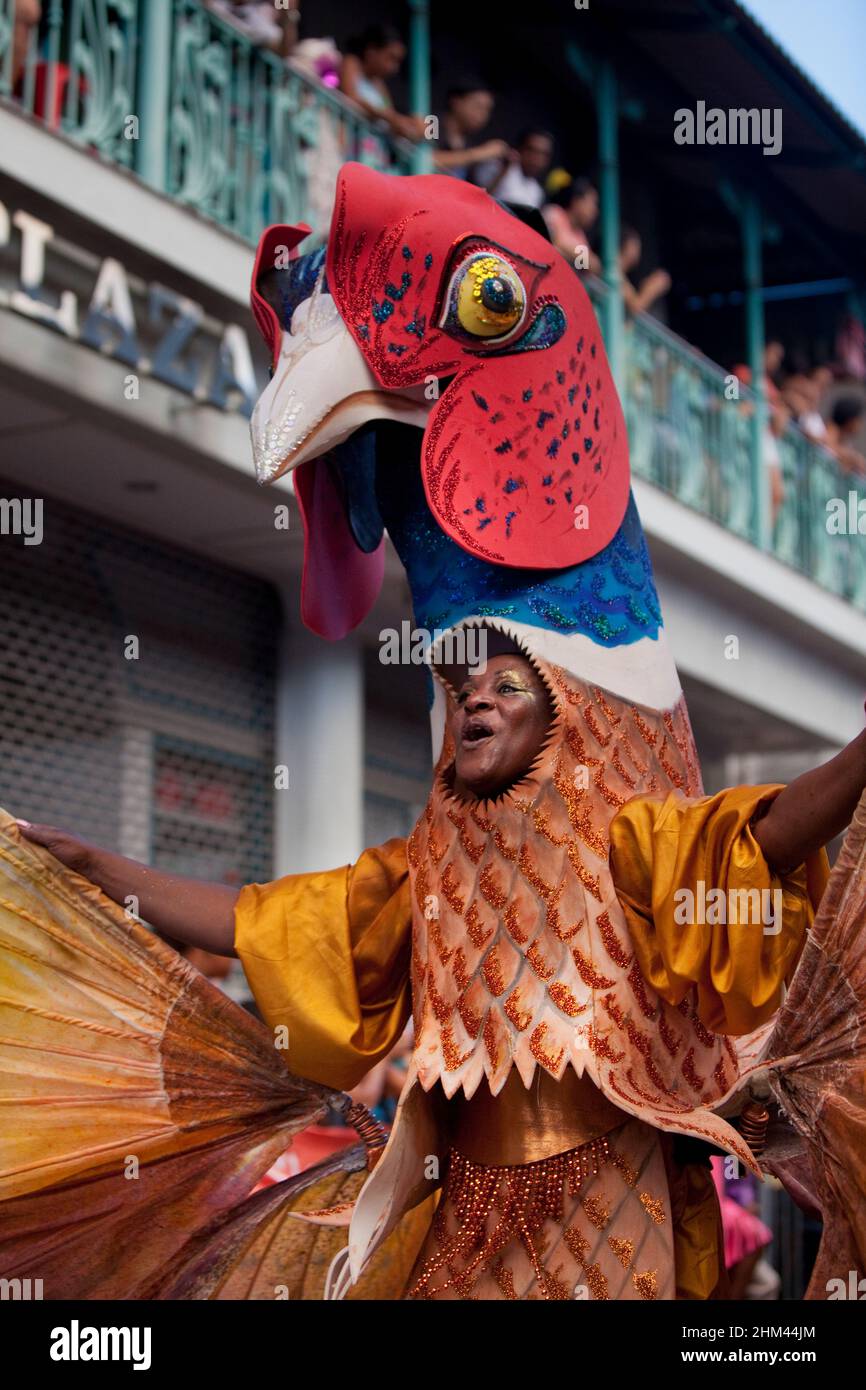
[587, 279, 866, 611]
[1, 0, 863, 610]
[0, 0, 414, 241]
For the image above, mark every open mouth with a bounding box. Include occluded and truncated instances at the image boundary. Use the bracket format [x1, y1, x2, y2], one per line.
[461, 718, 495, 747]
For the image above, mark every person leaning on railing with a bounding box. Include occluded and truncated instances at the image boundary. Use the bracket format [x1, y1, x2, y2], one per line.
[339, 23, 426, 145]
[432, 81, 512, 183]
[206, 1, 300, 59]
[825, 395, 866, 477]
[542, 174, 602, 275]
[11, 0, 41, 89]
[619, 225, 671, 317]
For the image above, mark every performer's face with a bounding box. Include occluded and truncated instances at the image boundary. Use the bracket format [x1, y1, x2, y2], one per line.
[451, 654, 552, 799]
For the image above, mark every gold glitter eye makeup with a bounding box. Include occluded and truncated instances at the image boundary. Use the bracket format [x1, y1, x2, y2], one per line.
[440, 249, 527, 344]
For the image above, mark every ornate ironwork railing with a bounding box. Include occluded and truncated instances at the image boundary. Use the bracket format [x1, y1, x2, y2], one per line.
[586, 279, 865, 610]
[165, 0, 414, 241]
[0, 0, 140, 166]
[0, 0, 413, 239]
[1, 0, 862, 609]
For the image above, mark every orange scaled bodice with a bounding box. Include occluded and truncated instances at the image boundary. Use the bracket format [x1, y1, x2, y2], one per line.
[405, 660, 757, 1170]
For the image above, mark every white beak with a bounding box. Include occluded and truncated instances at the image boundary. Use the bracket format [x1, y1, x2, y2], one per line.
[250, 277, 430, 484]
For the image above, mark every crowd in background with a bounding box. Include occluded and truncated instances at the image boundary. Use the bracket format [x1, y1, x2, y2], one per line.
[199, 9, 865, 480]
[10, 0, 866, 494]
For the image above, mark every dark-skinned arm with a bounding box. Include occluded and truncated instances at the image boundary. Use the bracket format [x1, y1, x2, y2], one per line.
[751, 727, 866, 874]
[16, 821, 239, 956]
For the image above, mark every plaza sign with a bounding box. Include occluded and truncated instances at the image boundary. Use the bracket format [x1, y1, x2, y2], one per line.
[0, 204, 260, 415]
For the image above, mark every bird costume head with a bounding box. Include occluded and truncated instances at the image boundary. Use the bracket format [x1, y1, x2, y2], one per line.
[249, 164, 680, 727]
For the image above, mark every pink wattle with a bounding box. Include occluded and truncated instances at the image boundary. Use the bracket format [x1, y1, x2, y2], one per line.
[294, 459, 385, 640]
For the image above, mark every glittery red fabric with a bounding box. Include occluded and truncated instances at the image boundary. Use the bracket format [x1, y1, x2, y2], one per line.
[252, 165, 629, 571]
[325, 165, 629, 571]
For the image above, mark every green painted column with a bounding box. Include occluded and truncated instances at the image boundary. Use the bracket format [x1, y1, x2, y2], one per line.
[136, 0, 173, 191]
[407, 0, 433, 174]
[742, 191, 770, 551]
[596, 59, 624, 386]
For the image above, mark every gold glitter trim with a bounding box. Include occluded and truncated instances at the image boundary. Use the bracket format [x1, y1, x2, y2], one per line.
[608, 1236, 634, 1268]
[503, 987, 533, 1032]
[481, 945, 507, 997]
[571, 944, 617, 990]
[581, 1262, 610, 1300]
[441, 1020, 473, 1072]
[452, 946, 470, 993]
[517, 843, 557, 900]
[607, 1147, 639, 1188]
[530, 1021, 565, 1071]
[632, 1268, 658, 1300]
[427, 977, 452, 1025]
[581, 1193, 610, 1230]
[446, 806, 485, 864]
[483, 1011, 502, 1070]
[681, 1047, 706, 1096]
[548, 981, 587, 1017]
[479, 862, 508, 910]
[631, 708, 658, 748]
[504, 901, 528, 945]
[465, 900, 494, 950]
[582, 702, 611, 749]
[564, 1223, 590, 1262]
[639, 1192, 666, 1225]
[526, 937, 556, 981]
[595, 911, 632, 969]
[440, 861, 465, 915]
[407, 1138, 611, 1300]
[587, 1025, 625, 1064]
[457, 990, 483, 1039]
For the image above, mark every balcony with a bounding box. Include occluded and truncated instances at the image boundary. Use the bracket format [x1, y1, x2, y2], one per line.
[1, 0, 862, 611]
[0, 0, 415, 241]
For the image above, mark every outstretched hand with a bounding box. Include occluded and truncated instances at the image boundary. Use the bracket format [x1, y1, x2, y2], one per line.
[16, 820, 95, 876]
[15, 818, 240, 957]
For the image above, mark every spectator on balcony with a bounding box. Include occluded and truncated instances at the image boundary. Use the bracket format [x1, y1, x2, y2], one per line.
[542, 174, 601, 274]
[478, 128, 554, 209]
[433, 82, 511, 182]
[11, 0, 40, 89]
[732, 343, 789, 520]
[339, 24, 425, 144]
[207, 0, 299, 58]
[619, 225, 671, 317]
[733, 341, 786, 411]
[825, 396, 866, 476]
[782, 367, 830, 444]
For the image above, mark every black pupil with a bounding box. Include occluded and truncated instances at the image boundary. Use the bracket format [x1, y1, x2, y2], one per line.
[480, 275, 514, 313]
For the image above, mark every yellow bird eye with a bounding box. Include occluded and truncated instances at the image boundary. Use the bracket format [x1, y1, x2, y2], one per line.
[443, 252, 526, 342]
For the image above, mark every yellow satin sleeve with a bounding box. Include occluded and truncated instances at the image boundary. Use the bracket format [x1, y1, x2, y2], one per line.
[609, 784, 829, 1037]
[234, 838, 412, 1090]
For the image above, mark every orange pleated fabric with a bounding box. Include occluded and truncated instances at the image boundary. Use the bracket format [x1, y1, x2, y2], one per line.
[609, 785, 829, 1035]
[234, 838, 412, 1090]
[0, 810, 348, 1298]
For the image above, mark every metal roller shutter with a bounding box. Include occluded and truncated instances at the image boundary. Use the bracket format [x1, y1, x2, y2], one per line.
[0, 481, 278, 889]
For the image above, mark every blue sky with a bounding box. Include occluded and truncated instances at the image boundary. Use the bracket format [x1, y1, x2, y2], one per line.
[739, 0, 866, 139]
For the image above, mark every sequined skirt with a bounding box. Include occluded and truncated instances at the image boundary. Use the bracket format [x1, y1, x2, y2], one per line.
[405, 1118, 675, 1300]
